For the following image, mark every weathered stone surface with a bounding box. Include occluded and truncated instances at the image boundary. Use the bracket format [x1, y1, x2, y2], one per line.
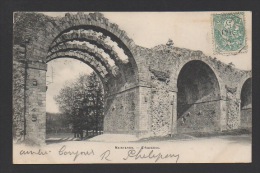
[226, 88, 240, 130]
[104, 88, 138, 134]
[240, 78, 252, 130]
[24, 63, 47, 145]
[13, 12, 252, 145]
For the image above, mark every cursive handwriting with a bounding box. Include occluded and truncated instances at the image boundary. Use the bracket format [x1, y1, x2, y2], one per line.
[19, 146, 180, 163]
[123, 148, 179, 163]
[100, 150, 111, 161]
[20, 149, 50, 156]
[58, 145, 95, 161]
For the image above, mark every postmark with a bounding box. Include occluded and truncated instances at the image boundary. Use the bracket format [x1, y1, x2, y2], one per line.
[212, 12, 247, 55]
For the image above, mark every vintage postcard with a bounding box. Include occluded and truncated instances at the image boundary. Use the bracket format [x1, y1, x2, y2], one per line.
[13, 11, 252, 164]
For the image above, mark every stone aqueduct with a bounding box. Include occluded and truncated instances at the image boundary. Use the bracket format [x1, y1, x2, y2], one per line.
[13, 12, 252, 144]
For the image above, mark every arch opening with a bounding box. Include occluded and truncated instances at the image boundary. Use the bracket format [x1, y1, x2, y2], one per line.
[177, 60, 221, 133]
[240, 78, 252, 129]
[43, 20, 140, 140]
[46, 58, 105, 142]
[13, 12, 140, 144]
[47, 26, 139, 85]
[47, 43, 114, 74]
[47, 53, 111, 84]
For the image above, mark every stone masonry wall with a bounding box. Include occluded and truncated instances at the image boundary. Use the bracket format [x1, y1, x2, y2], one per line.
[137, 86, 152, 137]
[150, 80, 175, 136]
[25, 61, 47, 145]
[226, 86, 240, 130]
[13, 46, 26, 142]
[241, 108, 252, 129]
[134, 45, 224, 136]
[177, 101, 220, 133]
[103, 87, 139, 134]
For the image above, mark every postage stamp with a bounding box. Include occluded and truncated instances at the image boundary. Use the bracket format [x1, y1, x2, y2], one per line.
[212, 12, 247, 55]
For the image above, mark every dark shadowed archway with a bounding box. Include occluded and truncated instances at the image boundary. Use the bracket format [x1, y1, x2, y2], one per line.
[177, 60, 221, 133]
[240, 78, 252, 129]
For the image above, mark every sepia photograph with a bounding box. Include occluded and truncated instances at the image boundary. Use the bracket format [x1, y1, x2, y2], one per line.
[12, 11, 252, 164]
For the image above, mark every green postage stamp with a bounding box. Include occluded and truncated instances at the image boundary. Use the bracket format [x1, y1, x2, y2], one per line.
[212, 12, 247, 55]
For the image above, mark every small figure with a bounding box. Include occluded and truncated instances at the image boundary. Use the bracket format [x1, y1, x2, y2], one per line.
[166, 39, 174, 53]
[166, 39, 174, 47]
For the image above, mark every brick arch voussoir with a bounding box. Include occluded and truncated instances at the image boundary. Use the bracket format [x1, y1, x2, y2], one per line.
[46, 51, 111, 82]
[173, 55, 225, 98]
[47, 43, 113, 74]
[236, 72, 252, 99]
[49, 32, 123, 66]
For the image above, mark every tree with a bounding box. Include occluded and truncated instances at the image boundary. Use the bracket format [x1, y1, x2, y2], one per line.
[54, 72, 104, 137]
[84, 73, 104, 134]
[46, 112, 70, 133]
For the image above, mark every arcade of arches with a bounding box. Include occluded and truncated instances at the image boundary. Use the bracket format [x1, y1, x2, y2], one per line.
[13, 12, 252, 144]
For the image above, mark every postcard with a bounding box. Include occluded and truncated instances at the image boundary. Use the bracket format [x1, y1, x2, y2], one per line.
[13, 11, 252, 164]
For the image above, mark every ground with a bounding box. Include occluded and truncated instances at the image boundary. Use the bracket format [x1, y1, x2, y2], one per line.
[13, 133, 251, 164]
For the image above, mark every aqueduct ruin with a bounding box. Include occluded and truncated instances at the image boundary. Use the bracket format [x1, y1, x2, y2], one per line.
[13, 12, 252, 145]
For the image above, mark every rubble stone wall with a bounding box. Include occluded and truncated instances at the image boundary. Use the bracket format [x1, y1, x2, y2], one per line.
[104, 87, 139, 134]
[24, 61, 47, 144]
[177, 101, 221, 133]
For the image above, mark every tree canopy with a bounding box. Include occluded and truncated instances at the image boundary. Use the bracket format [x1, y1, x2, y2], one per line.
[54, 72, 104, 134]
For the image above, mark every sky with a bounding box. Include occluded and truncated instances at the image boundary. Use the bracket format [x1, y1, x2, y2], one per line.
[42, 12, 252, 113]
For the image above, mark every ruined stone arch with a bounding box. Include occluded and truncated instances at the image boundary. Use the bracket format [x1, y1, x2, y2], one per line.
[237, 73, 252, 129]
[47, 43, 113, 75]
[46, 52, 111, 85]
[49, 32, 123, 66]
[28, 12, 139, 83]
[176, 60, 222, 105]
[174, 58, 225, 98]
[240, 77, 252, 108]
[13, 12, 143, 144]
[236, 72, 252, 99]
[175, 59, 223, 133]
